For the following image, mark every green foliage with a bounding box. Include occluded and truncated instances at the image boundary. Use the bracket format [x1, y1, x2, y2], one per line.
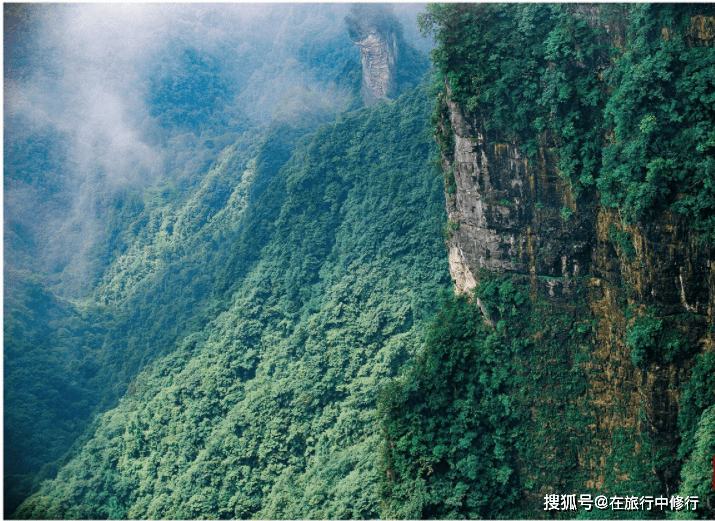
[148, 47, 239, 133]
[4, 6, 435, 515]
[420, 4, 607, 191]
[421, 3, 715, 242]
[675, 351, 715, 519]
[598, 5, 715, 239]
[377, 293, 524, 519]
[560, 206, 574, 221]
[677, 351, 715, 468]
[378, 277, 595, 519]
[3, 129, 267, 515]
[610, 223, 637, 262]
[13, 84, 451, 519]
[3, 125, 74, 278]
[626, 313, 663, 367]
[3, 271, 105, 514]
[5, 7, 436, 512]
[673, 405, 715, 520]
[625, 307, 696, 368]
[473, 274, 528, 322]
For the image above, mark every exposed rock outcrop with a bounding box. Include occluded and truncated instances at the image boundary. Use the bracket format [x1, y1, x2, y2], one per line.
[346, 4, 399, 106]
[351, 31, 398, 105]
[443, 82, 594, 302]
[439, 75, 713, 497]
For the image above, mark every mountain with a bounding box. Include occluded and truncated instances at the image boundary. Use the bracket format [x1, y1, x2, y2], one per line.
[379, 4, 715, 518]
[4, 4, 432, 516]
[5, 4, 715, 520]
[13, 81, 450, 521]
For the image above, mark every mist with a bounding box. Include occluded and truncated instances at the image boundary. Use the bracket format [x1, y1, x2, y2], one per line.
[4, 3, 430, 295]
[4, 3, 435, 515]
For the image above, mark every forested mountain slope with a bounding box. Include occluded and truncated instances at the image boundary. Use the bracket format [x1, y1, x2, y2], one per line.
[4, 4, 431, 515]
[14, 82, 450, 520]
[6, 4, 715, 521]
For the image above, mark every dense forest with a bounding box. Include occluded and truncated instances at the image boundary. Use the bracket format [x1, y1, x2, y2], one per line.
[4, 3, 715, 520]
[376, 4, 714, 519]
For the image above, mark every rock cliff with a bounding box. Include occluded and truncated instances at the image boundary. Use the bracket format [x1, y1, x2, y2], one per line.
[346, 4, 400, 106]
[351, 30, 398, 106]
[443, 82, 593, 302]
[440, 43, 714, 505]
[375, 6, 714, 517]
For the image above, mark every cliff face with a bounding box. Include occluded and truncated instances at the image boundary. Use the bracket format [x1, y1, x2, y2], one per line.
[351, 30, 399, 106]
[444, 83, 593, 302]
[346, 5, 401, 106]
[586, 206, 713, 493]
[344, 4, 429, 108]
[444, 78, 714, 317]
[441, 69, 714, 499]
[362, 5, 715, 515]
[375, 5, 715, 517]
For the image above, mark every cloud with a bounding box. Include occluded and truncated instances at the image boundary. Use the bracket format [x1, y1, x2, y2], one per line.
[4, 3, 431, 293]
[5, 4, 171, 289]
